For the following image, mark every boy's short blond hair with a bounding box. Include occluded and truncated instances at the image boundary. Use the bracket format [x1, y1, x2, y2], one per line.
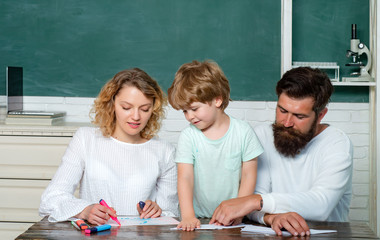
[168, 60, 231, 110]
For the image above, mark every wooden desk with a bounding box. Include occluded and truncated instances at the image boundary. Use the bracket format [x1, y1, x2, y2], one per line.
[16, 217, 378, 240]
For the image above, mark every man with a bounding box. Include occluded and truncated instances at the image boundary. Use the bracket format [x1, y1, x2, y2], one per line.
[210, 67, 353, 237]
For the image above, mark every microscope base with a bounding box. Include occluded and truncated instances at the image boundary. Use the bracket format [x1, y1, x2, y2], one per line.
[341, 76, 374, 82]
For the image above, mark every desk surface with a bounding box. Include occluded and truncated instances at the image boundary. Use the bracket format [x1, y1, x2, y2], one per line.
[16, 217, 378, 240]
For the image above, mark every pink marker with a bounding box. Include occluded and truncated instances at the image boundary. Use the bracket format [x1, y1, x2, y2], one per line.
[99, 199, 121, 226]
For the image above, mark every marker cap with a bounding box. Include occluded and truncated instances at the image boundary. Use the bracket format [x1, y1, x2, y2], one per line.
[139, 201, 146, 210]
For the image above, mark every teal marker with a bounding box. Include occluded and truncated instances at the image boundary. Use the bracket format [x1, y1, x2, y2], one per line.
[84, 224, 111, 234]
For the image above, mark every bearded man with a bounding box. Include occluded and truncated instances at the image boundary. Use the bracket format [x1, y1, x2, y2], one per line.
[209, 67, 353, 237]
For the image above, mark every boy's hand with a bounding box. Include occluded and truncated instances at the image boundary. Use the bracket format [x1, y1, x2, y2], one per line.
[137, 200, 162, 219]
[177, 217, 201, 231]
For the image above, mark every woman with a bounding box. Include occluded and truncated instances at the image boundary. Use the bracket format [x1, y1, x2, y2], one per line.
[39, 68, 178, 225]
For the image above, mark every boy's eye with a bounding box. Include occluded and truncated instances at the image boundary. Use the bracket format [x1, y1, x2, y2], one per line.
[183, 110, 187, 113]
[191, 108, 198, 111]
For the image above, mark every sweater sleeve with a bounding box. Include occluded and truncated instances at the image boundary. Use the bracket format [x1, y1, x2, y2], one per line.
[259, 132, 353, 221]
[39, 128, 94, 222]
[155, 144, 179, 217]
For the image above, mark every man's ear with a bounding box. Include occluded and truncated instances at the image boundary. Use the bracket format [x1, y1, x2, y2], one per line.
[214, 96, 223, 108]
[317, 108, 328, 123]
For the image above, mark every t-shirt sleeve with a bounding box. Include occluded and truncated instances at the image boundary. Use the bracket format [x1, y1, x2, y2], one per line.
[242, 123, 264, 162]
[175, 128, 195, 164]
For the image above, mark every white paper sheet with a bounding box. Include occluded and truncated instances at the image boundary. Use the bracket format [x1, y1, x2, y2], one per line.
[171, 224, 248, 230]
[107, 216, 179, 226]
[241, 225, 337, 236]
[309, 229, 338, 235]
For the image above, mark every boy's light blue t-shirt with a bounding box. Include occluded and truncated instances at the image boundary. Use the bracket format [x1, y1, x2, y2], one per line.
[175, 116, 264, 218]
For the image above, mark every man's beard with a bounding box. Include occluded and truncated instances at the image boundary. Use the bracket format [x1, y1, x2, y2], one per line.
[272, 119, 317, 158]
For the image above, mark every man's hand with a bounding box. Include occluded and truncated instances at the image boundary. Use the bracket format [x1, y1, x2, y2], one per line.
[209, 194, 262, 225]
[265, 212, 310, 237]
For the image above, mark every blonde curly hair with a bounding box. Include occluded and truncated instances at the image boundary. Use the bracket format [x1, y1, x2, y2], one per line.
[91, 68, 166, 139]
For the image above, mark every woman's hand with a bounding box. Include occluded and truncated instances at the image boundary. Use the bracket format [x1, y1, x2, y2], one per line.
[137, 200, 162, 219]
[76, 204, 117, 225]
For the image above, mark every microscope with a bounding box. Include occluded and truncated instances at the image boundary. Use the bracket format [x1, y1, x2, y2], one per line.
[342, 24, 373, 82]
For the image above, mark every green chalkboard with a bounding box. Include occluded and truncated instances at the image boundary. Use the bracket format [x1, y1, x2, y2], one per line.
[0, 0, 371, 102]
[0, 0, 281, 101]
[293, 0, 370, 102]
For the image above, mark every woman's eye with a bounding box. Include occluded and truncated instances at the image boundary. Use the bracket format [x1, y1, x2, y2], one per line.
[141, 108, 150, 112]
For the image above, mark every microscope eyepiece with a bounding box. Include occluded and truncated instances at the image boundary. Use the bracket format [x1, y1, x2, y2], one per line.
[351, 24, 357, 39]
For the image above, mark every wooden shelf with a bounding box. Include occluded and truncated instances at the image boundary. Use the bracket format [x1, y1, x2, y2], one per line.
[332, 81, 376, 86]
[0, 122, 91, 136]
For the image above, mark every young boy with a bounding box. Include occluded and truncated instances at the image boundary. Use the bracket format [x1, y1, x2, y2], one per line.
[168, 60, 263, 231]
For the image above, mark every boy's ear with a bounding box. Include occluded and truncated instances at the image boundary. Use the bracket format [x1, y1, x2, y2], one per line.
[214, 96, 223, 108]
